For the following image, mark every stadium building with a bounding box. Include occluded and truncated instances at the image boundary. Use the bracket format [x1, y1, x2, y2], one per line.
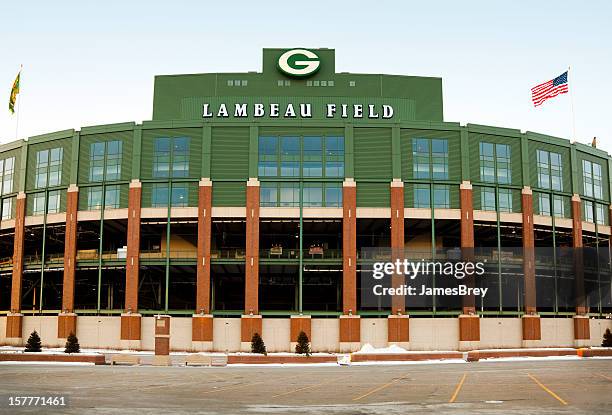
[0, 48, 610, 352]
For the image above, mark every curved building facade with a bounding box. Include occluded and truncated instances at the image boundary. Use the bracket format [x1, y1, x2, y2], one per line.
[0, 48, 610, 352]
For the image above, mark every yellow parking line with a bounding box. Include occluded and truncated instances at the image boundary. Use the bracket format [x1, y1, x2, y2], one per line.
[598, 373, 612, 382]
[200, 374, 301, 395]
[272, 377, 339, 398]
[448, 373, 466, 403]
[527, 373, 568, 405]
[352, 374, 410, 401]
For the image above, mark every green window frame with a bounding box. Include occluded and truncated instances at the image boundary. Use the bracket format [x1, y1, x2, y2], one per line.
[536, 149, 563, 191]
[89, 140, 123, 182]
[596, 203, 606, 225]
[583, 200, 594, 222]
[0, 157, 15, 195]
[414, 184, 450, 208]
[538, 193, 551, 216]
[479, 142, 511, 184]
[260, 182, 342, 207]
[35, 148, 63, 189]
[1, 197, 13, 220]
[582, 159, 603, 199]
[257, 135, 344, 179]
[151, 183, 189, 208]
[153, 137, 190, 179]
[412, 138, 448, 180]
[86, 185, 121, 210]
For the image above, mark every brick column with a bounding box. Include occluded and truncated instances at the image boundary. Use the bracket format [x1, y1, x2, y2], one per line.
[58, 185, 78, 339]
[242, 178, 260, 350]
[340, 179, 359, 352]
[521, 187, 540, 343]
[6, 192, 26, 340]
[389, 179, 409, 346]
[290, 315, 311, 350]
[121, 180, 142, 344]
[571, 194, 590, 344]
[193, 178, 213, 350]
[153, 315, 171, 366]
[459, 181, 479, 349]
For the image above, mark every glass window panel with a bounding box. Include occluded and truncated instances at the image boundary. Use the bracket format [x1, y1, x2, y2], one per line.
[33, 193, 46, 215]
[325, 184, 342, 207]
[498, 188, 512, 212]
[553, 195, 565, 217]
[260, 183, 278, 207]
[87, 187, 103, 210]
[481, 188, 496, 211]
[1, 197, 13, 220]
[414, 184, 430, 208]
[596, 203, 606, 225]
[325, 161, 344, 178]
[433, 185, 449, 208]
[325, 136, 344, 155]
[538, 193, 551, 216]
[259, 136, 278, 156]
[279, 183, 299, 207]
[583, 200, 594, 222]
[281, 161, 300, 177]
[259, 161, 277, 177]
[152, 184, 169, 208]
[105, 185, 120, 209]
[171, 184, 188, 207]
[303, 184, 323, 207]
[47, 190, 61, 214]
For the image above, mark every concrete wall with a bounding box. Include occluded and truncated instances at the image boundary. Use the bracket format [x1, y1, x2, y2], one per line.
[1, 315, 611, 351]
[479, 318, 523, 349]
[262, 318, 290, 352]
[311, 318, 339, 352]
[212, 318, 241, 352]
[360, 318, 387, 348]
[409, 318, 460, 351]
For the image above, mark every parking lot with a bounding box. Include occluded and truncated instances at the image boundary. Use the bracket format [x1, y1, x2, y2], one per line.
[0, 359, 611, 414]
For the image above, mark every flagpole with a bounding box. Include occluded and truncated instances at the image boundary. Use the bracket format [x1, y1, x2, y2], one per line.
[568, 66, 576, 142]
[15, 64, 23, 141]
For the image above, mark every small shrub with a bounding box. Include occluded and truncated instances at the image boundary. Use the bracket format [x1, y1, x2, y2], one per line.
[251, 332, 267, 355]
[25, 330, 42, 353]
[295, 331, 311, 356]
[64, 332, 81, 354]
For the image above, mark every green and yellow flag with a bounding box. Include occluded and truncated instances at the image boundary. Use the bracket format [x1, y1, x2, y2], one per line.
[9, 69, 21, 114]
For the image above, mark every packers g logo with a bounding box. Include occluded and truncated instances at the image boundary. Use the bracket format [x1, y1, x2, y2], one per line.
[277, 49, 320, 77]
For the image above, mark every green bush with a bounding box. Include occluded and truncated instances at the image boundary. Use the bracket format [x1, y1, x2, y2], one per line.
[64, 332, 81, 354]
[251, 332, 267, 355]
[295, 331, 311, 356]
[25, 330, 42, 353]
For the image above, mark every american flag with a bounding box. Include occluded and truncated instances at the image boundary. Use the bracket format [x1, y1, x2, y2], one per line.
[531, 71, 569, 107]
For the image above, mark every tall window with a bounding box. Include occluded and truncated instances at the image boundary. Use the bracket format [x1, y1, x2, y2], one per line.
[596, 203, 606, 225]
[582, 160, 603, 199]
[0, 157, 15, 195]
[536, 150, 563, 191]
[1, 197, 13, 220]
[35, 148, 63, 188]
[538, 193, 565, 217]
[257, 135, 344, 178]
[413, 138, 448, 179]
[260, 182, 341, 207]
[32, 190, 61, 215]
[481, 187, 512, 212]
[87, 185, 121, 210]
[414, 184, 450, 208]
[89, 140, 123, 182]
[583, 200, 594, 222]
[479, 142, 511, 184]
[152, 183, 188, 208]
[153, 137, 190, 178]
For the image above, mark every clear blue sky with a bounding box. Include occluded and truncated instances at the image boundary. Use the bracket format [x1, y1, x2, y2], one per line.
[1, 1, 611, 152]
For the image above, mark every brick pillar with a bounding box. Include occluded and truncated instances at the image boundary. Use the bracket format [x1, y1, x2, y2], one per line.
[242, 178, 260, 350]
[521, 187, 540, 343]
[459, 181, 479, 350]
[571, 194, 589, 344]
[193, 178, 214, 351]
[389, 179, 409, 346]
[153, 315, 171, 366]
[290, 315, 311, 350]
[6, 192, 26, 340]
[340, 179, 359, 352]
[58, 185, 78, 339]
[121, 180, 142, 344]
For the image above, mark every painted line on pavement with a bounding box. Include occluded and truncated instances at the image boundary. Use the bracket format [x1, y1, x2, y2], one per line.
[271, 377, 341, 398]
[352, 373, 410, 401]
[449, 373, 466, 403]
[527, 373, 568, 405]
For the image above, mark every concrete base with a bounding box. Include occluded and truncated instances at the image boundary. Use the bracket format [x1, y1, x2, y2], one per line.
[339, 341, 361, 353]
[57, 313, 77, 339]
[240, 341, 253, 352]
[522, 340, 542, 348]
[192, 314, 213, 342]
[388, 341, 410, 350]
[192, 341, 214, 352]
[120, 313, 141, 341]
[119, 340, 142, 350]
[458, 340, 480, 351]
[388, 314, 409, 343]
[522, 315, 541, 341]
[152, 355, 172, 366]
[574, 339, 591, 348]
[339, 315, 360, 343]
[6, 313, 23, 338]
[573, 315, 590, 340]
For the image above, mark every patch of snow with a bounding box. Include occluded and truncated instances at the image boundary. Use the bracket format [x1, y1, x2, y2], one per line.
[355, 343, 409, 354]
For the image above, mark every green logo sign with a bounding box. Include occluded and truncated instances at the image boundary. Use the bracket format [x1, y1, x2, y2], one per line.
[277, 49, 320, 77]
